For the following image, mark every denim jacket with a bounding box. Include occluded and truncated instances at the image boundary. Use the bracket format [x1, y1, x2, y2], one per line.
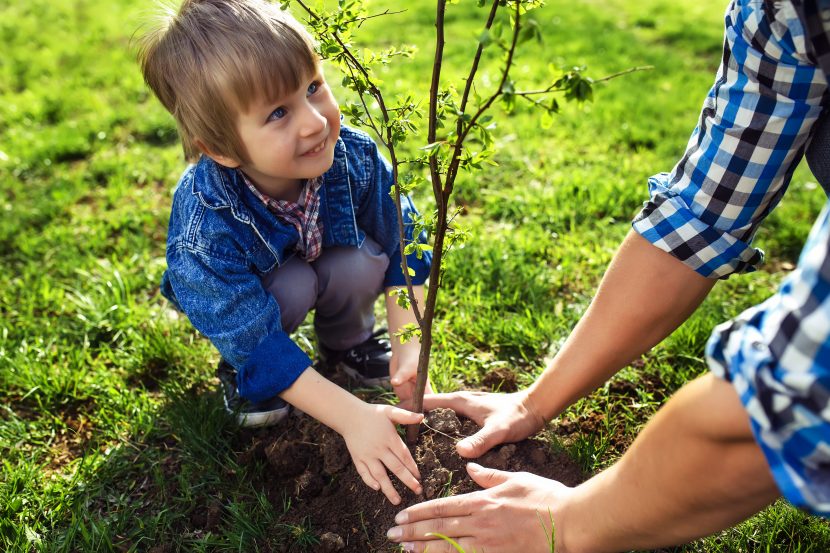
[160, 125, 431, 402]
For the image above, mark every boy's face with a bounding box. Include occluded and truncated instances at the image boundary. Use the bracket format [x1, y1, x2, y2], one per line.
[233, 67, 341, 200]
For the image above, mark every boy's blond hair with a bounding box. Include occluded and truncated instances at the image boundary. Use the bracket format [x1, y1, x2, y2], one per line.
[135, 0, 318, 162]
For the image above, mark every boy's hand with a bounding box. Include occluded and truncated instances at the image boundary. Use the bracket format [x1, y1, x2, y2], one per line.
[385, 285, 431, 409]
[390, 343, 432, 409]
[342, 403, 424, 505]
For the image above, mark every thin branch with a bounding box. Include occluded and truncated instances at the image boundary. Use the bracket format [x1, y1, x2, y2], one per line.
[427, 0, 447, 204]
[593, 64, 654, 83]
[295, 0, 423, 325]
[513, 65, 654, 97]
[342, 9, 406, 28]
[458, 0, 501, 117]
[445, 0, 522, 193]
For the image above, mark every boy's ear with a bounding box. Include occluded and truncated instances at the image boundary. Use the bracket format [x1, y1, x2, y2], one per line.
[195, 139, 241, 168]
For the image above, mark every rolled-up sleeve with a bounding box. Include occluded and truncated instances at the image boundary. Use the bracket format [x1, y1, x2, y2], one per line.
[632, 0, 827, 278]
[165, 246, 311, 403]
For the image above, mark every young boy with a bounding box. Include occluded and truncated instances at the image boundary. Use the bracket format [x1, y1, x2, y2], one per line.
[135, 0, 431, 505]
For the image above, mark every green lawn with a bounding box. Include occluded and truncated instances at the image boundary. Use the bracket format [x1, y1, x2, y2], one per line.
[1, 0, 828, 551]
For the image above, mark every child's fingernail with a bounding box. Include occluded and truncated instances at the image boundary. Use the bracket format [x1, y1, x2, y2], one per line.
[395, 511, 409, 524]
[387, 527, 402, 540]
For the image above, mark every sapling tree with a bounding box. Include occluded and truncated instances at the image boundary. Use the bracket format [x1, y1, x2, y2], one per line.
[290, 0, 644, 443]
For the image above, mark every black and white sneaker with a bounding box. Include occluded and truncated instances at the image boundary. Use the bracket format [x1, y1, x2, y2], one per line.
[319, 329, 392, 389]
[217, 360, 290, 428]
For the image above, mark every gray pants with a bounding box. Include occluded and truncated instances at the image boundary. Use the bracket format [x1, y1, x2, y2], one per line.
[261, 237, 389, 351]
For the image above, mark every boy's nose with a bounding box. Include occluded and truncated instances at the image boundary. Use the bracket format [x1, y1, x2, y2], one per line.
[300, 105, 327, 137]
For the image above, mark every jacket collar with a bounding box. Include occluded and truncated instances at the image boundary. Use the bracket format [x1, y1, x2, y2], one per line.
[190, 136, 349, 212]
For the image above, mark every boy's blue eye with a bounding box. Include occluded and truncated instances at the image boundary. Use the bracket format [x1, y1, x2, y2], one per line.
[307, 81, 320, 96]
[267, 107, 287, 122]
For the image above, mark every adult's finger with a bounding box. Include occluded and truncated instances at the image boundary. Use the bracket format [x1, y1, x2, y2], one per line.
[456, 422, 506, 458]
[401, 536, 479, 553]
[395, 492, 478, 524]
[387, 515, 470, 541]
[420, 391, 473, 413]
[466, 462, 511, 489]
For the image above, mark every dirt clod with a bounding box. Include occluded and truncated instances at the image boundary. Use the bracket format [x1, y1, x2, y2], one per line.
[319, 532, 345, 551]
[425, 407, 462, 435]
[423, 467, 452, 499]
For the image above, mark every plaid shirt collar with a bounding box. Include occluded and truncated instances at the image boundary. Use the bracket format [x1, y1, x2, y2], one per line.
[240, 172, 324, 262]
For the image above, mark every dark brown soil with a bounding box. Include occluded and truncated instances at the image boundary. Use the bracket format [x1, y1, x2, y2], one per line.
[234, 407, 587, 552]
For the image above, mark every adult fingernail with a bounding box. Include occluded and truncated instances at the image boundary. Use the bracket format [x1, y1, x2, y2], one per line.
[402, 543, 415, 552]
[395, 511, 409, 524]
[467, 462, 482, 472]
[387, 527, 402, 541]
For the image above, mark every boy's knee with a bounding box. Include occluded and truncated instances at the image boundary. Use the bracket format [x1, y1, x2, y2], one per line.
[316, 239, 389, 297]
[262, 257, 317, 332]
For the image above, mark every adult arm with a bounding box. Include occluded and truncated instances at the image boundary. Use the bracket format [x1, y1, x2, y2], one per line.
[389, 373, 779, 553]
[425, 0, 828, 457]
[426, 230, 715, 457]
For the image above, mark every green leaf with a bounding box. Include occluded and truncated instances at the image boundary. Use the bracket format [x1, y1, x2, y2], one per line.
[427, 533, 466, 553]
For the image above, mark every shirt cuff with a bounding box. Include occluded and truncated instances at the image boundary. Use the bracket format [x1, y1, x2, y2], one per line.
[237, 331, 312, 402]
[632, 173, 764, 278]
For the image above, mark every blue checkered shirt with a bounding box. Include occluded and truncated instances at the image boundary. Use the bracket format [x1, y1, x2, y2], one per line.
[632, 0, 830, 514]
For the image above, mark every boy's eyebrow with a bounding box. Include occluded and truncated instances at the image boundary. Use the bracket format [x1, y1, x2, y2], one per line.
[259, 71, 323, 109]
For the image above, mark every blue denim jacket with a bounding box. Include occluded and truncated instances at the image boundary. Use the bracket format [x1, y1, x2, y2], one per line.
[160, 125, 431, 402]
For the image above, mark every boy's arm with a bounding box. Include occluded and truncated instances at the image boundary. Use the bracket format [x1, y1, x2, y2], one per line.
[166, 246, 422, 504]
[280, 367, 424, 505]
[385, 284, 430, 406]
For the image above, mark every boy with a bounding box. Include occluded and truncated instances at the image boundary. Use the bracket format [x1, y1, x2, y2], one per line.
[135, 0, 431, 505]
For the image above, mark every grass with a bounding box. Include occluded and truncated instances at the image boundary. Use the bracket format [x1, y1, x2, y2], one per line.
[1, 0, 828, 551]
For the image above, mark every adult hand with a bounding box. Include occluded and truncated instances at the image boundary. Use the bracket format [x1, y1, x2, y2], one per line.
[422, 390, 546, 457]
[341, 403, 424, 505]
[387, 463, 572, 553]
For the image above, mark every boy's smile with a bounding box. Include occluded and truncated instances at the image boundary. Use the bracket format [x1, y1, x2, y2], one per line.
[230, 68, 341, 201]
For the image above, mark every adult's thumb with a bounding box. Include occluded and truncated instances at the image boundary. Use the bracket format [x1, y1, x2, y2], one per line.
[456, 428, 499, 458]
[466, 462, 510, 489]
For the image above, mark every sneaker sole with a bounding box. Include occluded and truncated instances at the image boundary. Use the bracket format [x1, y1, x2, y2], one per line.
[222, 395, 291, 428]
[235, 406, 291, 428]
[338, 363, 392, 390]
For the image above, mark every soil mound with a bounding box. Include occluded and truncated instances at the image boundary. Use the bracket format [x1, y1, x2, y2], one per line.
[234, 407, 586, 552]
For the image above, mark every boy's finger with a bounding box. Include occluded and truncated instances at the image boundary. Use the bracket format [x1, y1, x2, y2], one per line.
[389, 442, 422, 485]
[368, 461, 401, 505]
[354, 461, 380, 492]
[387, 406, 424, 425]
